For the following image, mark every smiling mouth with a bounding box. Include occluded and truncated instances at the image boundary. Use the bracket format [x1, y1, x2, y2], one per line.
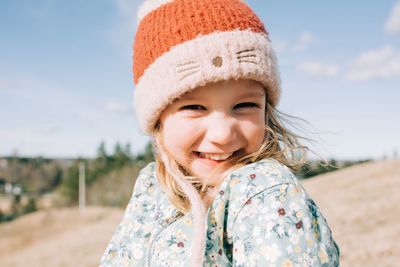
[193, 150, 241, 162]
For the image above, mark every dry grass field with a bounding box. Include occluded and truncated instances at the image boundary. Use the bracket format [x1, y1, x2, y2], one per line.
[302, 159, 400, 267]
[0, 159, 399, 267]
[0, 207, 123, 267]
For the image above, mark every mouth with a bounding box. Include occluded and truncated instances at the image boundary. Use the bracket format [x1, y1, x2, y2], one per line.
[192, 150, 241, 163]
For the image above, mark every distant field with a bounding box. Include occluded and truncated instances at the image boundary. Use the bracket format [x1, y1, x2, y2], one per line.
[0, 159, 399, 267]
[0, 207, 123, 267]
[301, 159, 400, 267]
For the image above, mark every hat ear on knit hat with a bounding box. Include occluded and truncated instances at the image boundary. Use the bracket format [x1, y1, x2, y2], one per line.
[133, 0, 281, 136]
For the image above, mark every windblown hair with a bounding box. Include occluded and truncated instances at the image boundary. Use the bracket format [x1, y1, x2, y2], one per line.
[152, 101, 309, 213]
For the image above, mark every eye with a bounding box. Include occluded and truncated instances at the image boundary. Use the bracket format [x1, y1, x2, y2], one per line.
[234, 102, 260, 109]
[180, 105, 206, 111]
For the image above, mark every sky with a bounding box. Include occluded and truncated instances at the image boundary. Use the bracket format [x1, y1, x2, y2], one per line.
[0, 0, 399, 160]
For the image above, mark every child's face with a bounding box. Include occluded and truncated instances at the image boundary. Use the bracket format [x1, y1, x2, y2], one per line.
[159, 79, 266, 186]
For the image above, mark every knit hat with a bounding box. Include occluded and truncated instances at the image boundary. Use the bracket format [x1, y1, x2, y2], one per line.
[133, 0, 281, 136]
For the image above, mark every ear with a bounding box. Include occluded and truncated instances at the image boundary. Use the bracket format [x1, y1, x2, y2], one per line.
[154, 120, 162, 132]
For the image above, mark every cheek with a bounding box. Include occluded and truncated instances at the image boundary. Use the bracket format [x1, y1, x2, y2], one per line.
[162, 118, 198, 156]
[243, 118, 266, 151]
[251, 127, 266, 148]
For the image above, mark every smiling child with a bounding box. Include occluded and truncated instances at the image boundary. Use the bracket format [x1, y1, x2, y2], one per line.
[100, 0, 340, 266]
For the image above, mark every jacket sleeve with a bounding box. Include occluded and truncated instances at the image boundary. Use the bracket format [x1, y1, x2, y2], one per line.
[99, 162, 157, 267]
[231, 181, 340, 267]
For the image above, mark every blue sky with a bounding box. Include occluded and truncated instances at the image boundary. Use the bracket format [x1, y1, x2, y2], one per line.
[1, 0, 399, 160]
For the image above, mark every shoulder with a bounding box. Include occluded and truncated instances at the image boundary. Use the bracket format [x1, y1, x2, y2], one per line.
[226, 158, 299, 203]
[135, 161, 157, 185]
[132, 161, 159, 196]
[225, 159, 341, 265]
[123, 161, 164, 217]
[100, 162, 160, 266]
[224, 158, 300, 226]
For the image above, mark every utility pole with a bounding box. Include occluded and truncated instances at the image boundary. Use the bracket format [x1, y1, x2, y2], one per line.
[79, 162, 86, 214]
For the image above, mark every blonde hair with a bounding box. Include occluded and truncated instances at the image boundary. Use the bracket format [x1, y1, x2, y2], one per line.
[152, 100, 309, 213]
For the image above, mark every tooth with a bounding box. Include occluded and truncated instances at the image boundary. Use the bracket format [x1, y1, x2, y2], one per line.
[200, 152, 233, 160]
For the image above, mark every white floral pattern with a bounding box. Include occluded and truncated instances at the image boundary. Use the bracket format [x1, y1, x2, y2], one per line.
[100, 159, 340, 266]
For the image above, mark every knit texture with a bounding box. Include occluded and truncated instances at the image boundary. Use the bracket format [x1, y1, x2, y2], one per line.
[134, 0, 266, 84]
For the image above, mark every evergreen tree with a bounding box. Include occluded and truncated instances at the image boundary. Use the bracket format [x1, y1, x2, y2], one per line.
[112, 142, 131, 168]
[96, 141, 109, 167]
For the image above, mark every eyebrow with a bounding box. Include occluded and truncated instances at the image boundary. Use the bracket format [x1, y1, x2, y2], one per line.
[181, 90, 265, 101]
[237, 90, 265, 99]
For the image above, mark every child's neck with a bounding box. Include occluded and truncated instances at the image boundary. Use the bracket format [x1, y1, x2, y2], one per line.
[202, 185, 218, 209]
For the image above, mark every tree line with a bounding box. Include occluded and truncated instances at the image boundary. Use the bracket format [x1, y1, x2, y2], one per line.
[0, 141, 371, 223]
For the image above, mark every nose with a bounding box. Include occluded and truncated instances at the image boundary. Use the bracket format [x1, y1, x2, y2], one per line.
[205, 113, 238, 146]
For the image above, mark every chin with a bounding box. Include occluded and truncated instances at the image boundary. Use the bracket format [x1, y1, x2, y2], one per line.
[190, 162, 228, 183]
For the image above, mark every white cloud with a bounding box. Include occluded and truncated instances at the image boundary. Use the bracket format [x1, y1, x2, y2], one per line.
[294, 32, 319, 51]
[347, 45, 400, 81]
[385, 1, 400, 36]
[271, 33, 319, 55]
[103, 100, 133, 114]
[298, 62, 339, 78]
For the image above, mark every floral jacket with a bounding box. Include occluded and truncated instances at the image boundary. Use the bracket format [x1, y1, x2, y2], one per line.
[100, 158, 340, 266]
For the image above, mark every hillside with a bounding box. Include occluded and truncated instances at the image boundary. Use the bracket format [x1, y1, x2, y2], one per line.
[0, 159, 399, 267]
[301, 159, 400, 267]
[0, 207, 123, 267]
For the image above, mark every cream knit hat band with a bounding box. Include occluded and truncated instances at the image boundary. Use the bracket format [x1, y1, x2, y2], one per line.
[133, 0, 281, 136]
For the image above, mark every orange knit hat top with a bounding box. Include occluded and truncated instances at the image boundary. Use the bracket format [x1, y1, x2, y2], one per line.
[133, 0, 281, 135]
[134, 0, 267, 83]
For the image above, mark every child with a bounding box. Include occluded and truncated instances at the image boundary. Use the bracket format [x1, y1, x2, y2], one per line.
[100, 0, 340, 266]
